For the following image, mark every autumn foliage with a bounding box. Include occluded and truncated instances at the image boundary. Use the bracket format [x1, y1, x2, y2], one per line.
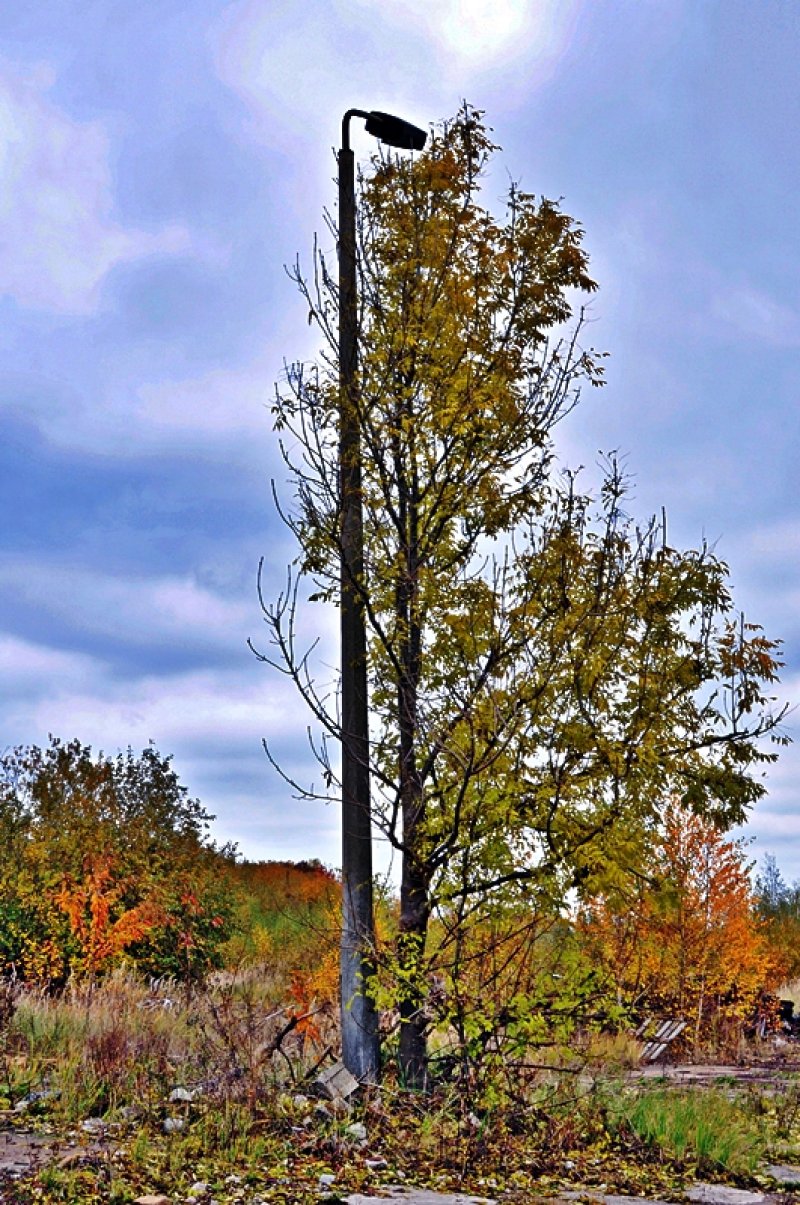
[0, 738, 237, 985]
[578, 804, 782, 1051]
[53, 855, 161, 977]
[2, 734, 796, 1070]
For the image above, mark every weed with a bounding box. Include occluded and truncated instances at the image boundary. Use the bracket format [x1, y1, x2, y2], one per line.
[128, 1126, 154, 1169]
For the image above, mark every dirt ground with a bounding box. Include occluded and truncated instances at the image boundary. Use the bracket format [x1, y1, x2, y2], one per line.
[634, 1059, 800, 1086]
[0, 1123, 114, 1179]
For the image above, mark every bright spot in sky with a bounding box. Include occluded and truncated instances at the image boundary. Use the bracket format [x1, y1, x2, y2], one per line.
[410, 0, 530, 61]
[346, 0, 575, 67]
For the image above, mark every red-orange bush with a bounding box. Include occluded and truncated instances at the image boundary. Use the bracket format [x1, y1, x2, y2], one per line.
[579, 803, 782, 1049]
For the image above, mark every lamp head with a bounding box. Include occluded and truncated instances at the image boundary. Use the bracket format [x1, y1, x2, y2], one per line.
[364, 111, 427, 152]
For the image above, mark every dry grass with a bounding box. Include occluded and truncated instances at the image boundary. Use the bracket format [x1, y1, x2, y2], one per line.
[1, 964, 336, 1123]
[3, 971, 799, 1204]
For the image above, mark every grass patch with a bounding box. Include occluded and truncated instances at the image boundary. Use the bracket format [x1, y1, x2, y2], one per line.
[617, 1087, 766, 1177]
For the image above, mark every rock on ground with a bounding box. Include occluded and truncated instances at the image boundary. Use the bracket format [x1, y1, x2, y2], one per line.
[552, 1188, 773, 1205]
[345, 1188, 495, 1204]
[764, 1163, 800, 1186]
[685, 1185, 766, 1204]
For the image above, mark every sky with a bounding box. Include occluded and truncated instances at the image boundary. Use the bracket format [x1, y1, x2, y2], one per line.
[1, 0, 799, 879]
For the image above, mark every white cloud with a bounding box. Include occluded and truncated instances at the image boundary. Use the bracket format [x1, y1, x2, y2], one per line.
[0, 634, 101, 700]
[747, 808, 800, 839]
[0, 60, 191, 314]
[0, 560, 254, 654]
[214, 0, 417, 159]
[116, 356, 284, 467]
[213, 0, 581, 159]
[0, 315, 308, 468]
[711, 284, 800, 348]
[1, 635, 338, 862]
[28, 668, 288, 750]
[342, 0, 566, 68]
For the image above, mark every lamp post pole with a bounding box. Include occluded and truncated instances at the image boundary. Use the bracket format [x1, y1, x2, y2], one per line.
[338, 109, 426, 1082]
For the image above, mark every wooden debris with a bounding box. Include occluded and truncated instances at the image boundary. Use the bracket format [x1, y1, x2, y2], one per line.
[636, 1017, 687, 1062]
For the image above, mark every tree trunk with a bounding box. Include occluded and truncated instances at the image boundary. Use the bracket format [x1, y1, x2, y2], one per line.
[398, 842, 430, 1089]
[396, 670, 430, 1088]
[395, 468, 430, 1089]
[694, 976, 705, 1055]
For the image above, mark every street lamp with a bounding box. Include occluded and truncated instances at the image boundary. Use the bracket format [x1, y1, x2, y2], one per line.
[339, 108, 426, 1081]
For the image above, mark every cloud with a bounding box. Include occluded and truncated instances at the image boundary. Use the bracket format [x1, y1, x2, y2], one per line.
[214, 0, 418, 158]
[0, 559, 255, 659]
[1, 633, 339, 862]
[0, 304, 309, 469]
[711, 284, 800, 348]
[0, 59, 190, 314]
[118, 357, 281, 464]
[29, 667, 290, 750]
[213, 0, 582, 160]
[0, 634, 101, 703]
[37, 355, 279, 467]
[0, 615, 336, 854]
[341, 0, 570, 69]
[741, 767, 800, 878]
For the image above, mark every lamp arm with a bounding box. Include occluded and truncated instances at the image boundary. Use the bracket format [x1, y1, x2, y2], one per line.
[341, 108, 370, 152]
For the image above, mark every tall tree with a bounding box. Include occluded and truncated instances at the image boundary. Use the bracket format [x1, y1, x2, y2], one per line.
[261, 107, 787, 1086]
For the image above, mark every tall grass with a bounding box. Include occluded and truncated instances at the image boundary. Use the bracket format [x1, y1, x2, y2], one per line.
[2, 965, 330, 1124]
[617, 1087, 766, 1176]
[2, 965, 795, 1201]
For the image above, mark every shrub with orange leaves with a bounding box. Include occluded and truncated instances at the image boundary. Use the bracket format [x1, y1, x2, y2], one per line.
[0, 738, 237, 986]
[53, 855, 163, 977]
[578, 803, 782, 1051]
[286, 971, 324, 1044]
